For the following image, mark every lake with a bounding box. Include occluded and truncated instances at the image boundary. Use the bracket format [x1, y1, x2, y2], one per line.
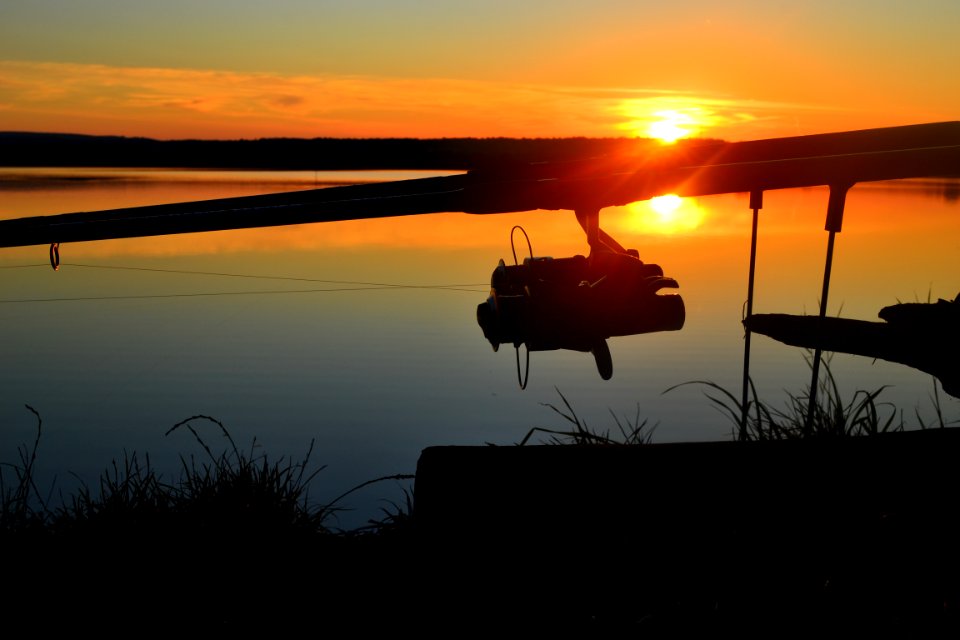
[1, 168, 958, 528]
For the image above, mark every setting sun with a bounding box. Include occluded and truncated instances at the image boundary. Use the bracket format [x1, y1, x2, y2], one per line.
[616, 98, 715, 143]
[647, 111, 697, 143]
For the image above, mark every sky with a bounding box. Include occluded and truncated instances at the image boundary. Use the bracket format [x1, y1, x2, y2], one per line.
[1, 0, 958, 141]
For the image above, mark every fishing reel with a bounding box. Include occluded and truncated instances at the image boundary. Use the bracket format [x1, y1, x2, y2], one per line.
[477, 228, 685, 387]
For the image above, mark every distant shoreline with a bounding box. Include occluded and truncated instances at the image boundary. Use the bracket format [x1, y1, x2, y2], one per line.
[0, 131, 666, 171]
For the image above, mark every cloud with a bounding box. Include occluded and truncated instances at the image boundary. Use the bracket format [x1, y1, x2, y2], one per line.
[0, 60, 830, 140]
[271, 95, 305, 108]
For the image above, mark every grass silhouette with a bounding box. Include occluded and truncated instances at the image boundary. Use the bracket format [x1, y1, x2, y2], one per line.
[666, 354, 956, 440]
[3, 378, 958, 630]
[517, 388, 657, 445]
[1, 411, 415, 538]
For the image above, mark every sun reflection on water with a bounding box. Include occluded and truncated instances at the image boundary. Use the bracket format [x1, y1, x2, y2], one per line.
[627, 195, 706, 234]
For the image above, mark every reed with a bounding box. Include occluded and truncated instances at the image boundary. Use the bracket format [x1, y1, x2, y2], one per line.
[518, 388, 657, 445]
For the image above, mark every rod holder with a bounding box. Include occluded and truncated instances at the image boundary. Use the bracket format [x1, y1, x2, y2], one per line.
[825, 183, 851, 233]
[806, 183, 853, 433]
[740, 190, 763, 438]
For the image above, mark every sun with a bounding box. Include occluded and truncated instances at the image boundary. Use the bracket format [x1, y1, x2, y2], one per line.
[616, 99, 713, 143]
[646, 110, 697, 144]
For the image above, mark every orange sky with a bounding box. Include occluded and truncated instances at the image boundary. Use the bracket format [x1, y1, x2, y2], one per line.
[1, 1, 958, 141]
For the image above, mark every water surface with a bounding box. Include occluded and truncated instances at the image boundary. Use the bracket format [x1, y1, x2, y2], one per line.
[2, 169, 958, 527]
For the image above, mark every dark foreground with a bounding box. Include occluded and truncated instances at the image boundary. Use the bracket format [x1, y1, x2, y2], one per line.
[7, 428, 960, 634]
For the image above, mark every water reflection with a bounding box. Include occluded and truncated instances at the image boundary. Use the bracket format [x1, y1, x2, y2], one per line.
[1, 169, 959, 528]
[624, 195, 707, 235]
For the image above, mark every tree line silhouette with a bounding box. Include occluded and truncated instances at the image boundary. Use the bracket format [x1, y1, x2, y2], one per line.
[0, 131, 666, 170]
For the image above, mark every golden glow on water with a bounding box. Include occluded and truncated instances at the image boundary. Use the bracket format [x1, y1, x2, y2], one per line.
[623, 195, 706, 234]
[650, 194, 683, 217]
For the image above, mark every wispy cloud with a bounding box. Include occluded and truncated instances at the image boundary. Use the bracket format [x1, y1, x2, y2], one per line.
[0, 60, 826, 140]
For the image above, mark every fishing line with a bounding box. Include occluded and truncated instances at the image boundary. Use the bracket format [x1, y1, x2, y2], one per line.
[2, 261, 487, 290]
[0, 261, 488, 303]
[0, 284, 486, 304]
[69, 262, 487, 289]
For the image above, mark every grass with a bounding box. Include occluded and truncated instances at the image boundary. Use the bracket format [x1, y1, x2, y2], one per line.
[2, 390, 657, 541]
[517, 388, 657, 445]
[663, 354, 958, 440]
[45, 415, 333, 538]
[524, 354, 957, 445]
[0, 405, 48, 533]
[3, 380, 959, 629]
[5, 365, 954, 537]
[0, 410, 424, 629]
[1, 411, 413, 538]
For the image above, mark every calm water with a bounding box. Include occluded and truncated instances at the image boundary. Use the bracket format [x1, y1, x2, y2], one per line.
[2, 168, 958, 527]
